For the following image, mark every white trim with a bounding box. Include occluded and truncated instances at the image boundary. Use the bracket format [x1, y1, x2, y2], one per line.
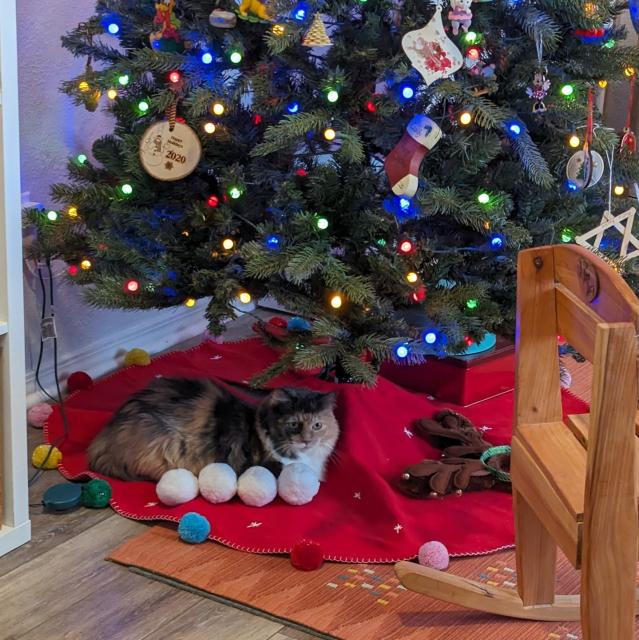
[0, 520, 31, 557]
[26, 305, 209, 406]
[0, 0, 30, 554]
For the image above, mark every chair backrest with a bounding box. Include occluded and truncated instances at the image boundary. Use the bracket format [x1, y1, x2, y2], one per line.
[515, 244, 638, 565]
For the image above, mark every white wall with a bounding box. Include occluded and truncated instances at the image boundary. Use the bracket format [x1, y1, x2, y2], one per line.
[17, 0, 207, 403]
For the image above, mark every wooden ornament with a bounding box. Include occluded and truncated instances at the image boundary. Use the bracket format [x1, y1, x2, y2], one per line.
[302, 13, 332, 47]
[575, 207, 639, 262]
[402, 6, 463, 86]
[139, 120, 202, 181]
[209, 9, 237, 28]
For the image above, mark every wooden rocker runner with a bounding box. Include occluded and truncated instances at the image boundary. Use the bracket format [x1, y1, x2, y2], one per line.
[396, 244, 639, 639]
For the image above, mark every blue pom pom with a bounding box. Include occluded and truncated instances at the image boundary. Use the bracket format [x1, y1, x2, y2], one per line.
[178, 512, 211, 544]
[287, 316, 312, 332]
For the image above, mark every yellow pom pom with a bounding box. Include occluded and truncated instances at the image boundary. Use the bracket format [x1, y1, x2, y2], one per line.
[124, 348, 152, 367]
[32, 444, 62, 469]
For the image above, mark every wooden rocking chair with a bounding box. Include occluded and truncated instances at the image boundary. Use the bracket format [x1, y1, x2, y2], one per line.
[396, 244, 639, 639]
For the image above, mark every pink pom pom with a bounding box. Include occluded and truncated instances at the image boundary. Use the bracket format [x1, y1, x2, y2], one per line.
[67, 371, 94, 393]
[27, 403, 53, 428]
[418, 541, 449, 570]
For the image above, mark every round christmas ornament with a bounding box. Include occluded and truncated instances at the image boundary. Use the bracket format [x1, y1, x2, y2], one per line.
[27, 402, 53, 428]
[67, 370, 94, 392]
[32, 444, 63, 470]
[81, 478, 112, 508]
[290, 539, 324, 571]
[566, 89, 604, 189]
[139, 106, 202, 182]
[178, 512, 211, 543]
[401, 4, 463, 86]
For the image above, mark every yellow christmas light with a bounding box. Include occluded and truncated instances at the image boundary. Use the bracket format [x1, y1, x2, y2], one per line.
[80, 259, 92, 270]
[203, 122, 216, 134]
[238, 291, 252, 304]
[459, 111, 472, 126]
[211, 102, 225, 116]
[624, 66, 636, 77]
[330, 293, 343, 309]
[222, 238, 235, 251]
[614, 184, 626, 196]
[67, 206, 79, 218]
[568, 134, 580, 148]
[406, 271, 418, 283]
[107, 88, 118, 100]
[323, 127, 336, 141]
[598, 79, 608, 88]
[78, 80, 90, 92]
[184, 298, 196, 307]
[272, 24, 286, 36]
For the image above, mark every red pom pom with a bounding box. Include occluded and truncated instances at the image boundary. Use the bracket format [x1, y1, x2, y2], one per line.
[67, 371, 93, 393]
[290, 540, 324, 571]
[268, 316, 288, 328]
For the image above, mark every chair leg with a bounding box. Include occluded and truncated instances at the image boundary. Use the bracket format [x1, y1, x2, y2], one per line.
[514, 489, 557, 606]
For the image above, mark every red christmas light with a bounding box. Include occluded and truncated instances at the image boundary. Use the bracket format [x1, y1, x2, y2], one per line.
[253, 114, 263, 125]
[365, 100, 376, 113]
[176, 117, 186, 124]
[466, 46, 480, 60]
[207, 195, 219, 207]
[168, 71, 181, 84]
[67, 265, 79, 276]
[411, 285, 426, 303]
[464, 336, 474, 346]
[398, 239, 414, 254]
[295, 168, 308, 177]
[124, 279, 140, 293]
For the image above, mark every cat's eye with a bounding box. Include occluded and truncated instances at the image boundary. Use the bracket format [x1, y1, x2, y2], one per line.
[288, 421, 303, 433]
[312, 422, 323, 431]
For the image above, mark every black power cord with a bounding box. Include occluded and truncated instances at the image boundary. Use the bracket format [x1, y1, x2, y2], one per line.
[29, 259, 71, 488]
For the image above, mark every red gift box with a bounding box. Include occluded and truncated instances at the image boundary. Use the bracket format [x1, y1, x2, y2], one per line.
[380, 337, 515, 406]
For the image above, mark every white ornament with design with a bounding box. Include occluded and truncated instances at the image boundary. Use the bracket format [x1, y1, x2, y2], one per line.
[402, 5, 463, 86]
[139, 120, 202, 181]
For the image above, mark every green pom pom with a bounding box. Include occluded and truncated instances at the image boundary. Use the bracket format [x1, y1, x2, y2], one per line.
[82, 478, 112, 508]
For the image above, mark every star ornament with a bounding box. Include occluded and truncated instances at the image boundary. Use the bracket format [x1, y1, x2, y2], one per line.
[575, 207, 639, 261]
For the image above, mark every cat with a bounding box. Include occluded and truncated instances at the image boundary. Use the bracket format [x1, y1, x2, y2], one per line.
[87, 377, 339, 482]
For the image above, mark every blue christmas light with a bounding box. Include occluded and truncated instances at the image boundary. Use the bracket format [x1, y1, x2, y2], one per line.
[506, 120, 523, 137]
[201, 52, 213, 65]
[401, 85, 415, 99]
[422, 330, 438, 345]
[286, 101, 300, 114]
[107, 22, 120, 34]
[265, 234, 281, 249]
[490, 234, 505, 250]
[399, 197, 411, 211]
[292, 1, 309, 21]
[394, 342, 410, 359]
[384, 195, 419, 220]
[565, 180, 579, 192]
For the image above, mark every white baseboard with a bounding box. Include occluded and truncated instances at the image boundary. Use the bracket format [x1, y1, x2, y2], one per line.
[0, 520, 31, 557]
[26, 305, 209, 406]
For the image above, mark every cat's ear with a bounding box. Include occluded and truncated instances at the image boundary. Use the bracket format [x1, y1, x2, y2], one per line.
[320, 391, 338, 409]
[266, 388, 291, 405]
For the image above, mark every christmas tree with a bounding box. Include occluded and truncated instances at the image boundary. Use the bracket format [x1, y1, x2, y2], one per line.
[25, 0, 639, 383]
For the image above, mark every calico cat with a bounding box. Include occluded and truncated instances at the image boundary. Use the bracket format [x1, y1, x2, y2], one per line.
[87, 377, 339, 482]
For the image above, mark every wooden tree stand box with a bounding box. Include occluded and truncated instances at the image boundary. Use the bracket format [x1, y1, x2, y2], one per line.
[380, 337, 515, 406]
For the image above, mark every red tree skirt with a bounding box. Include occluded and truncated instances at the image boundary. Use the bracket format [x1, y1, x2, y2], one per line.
[44, 339, 587, 562]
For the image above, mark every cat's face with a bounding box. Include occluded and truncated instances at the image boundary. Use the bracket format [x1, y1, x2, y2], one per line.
[257, 388, 339, 459]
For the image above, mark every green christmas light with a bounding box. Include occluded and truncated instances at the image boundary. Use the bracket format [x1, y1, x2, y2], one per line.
[229, 51, 242, 64]
[76, 153, 88, 165]
[46, 210, 58, 221]
[477, 192, 490, 204]
[228, 186, 242, 199]
[138, 100, 149, 113]
[120, 183, 133, 196]
[560, 83, 574, 97]
[603, 39, 616, 49]
[561, 228, 574, 243]
[376, 238, 387, 247]
[466, 299, 478, 310]
[327, 89, 339, 103]
[118, 74, 129, 86]
[316, 217, 329, 230]
[464, 31, 477, 44]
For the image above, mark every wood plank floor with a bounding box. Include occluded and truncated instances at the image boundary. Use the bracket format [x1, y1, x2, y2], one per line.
[0, 313, 317, 640]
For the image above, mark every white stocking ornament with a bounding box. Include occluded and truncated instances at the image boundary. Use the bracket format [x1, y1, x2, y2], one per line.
[402, 4, 463, 86]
